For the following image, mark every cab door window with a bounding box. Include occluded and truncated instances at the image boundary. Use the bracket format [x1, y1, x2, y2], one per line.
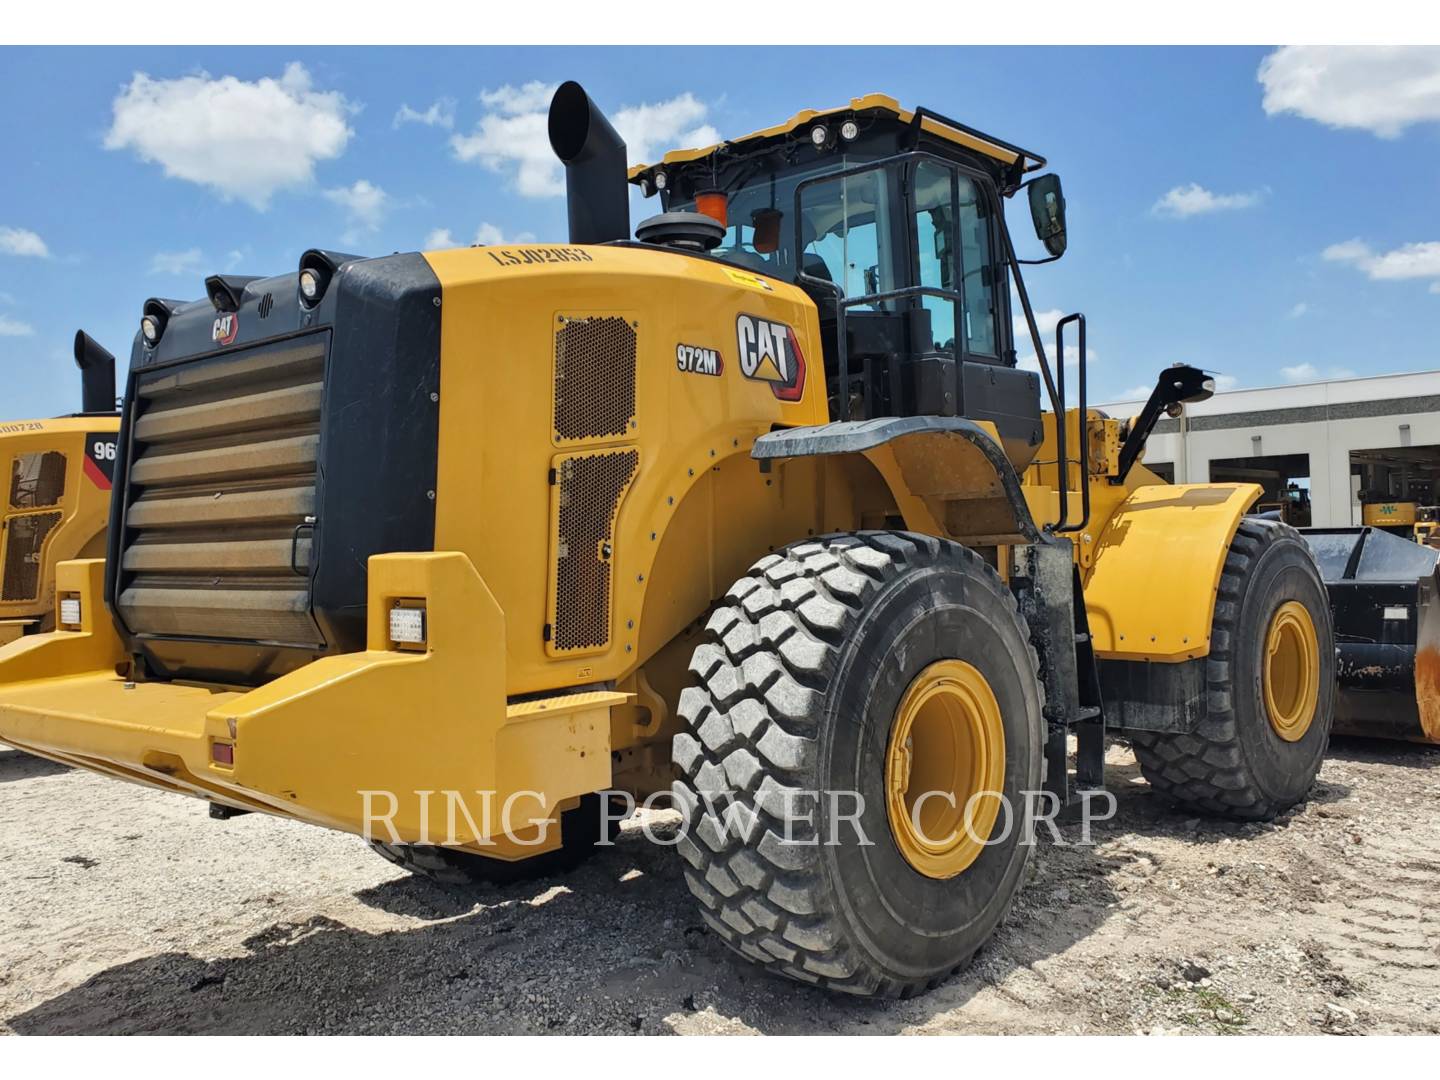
[959, 178, 999, 356]
[913, 163, 1001, 358]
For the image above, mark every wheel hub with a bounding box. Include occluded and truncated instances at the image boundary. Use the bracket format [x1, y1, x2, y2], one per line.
[1263, 600, 1319, 742]
[884, 659, 1006, 879]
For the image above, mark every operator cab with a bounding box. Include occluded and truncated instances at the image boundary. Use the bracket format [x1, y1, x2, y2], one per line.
[628, 95, 1065, 467]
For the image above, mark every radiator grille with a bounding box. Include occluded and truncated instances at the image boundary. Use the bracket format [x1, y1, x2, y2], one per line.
[118, 335, 327, 645]
[2, 511, 61, 601]
[552, 448, 639, 652]
[9, 451, 67, 509]
[553, 315, 637, 443]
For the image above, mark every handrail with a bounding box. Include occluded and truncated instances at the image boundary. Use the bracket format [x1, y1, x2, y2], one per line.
[1053, 313, 1089, 533]
[910, 106, 1047, 173]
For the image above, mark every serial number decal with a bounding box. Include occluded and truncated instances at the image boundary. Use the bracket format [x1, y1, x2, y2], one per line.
[676, 343, 723, 377]
[487, 247, 594, 267]
[0, 422, 44, 434]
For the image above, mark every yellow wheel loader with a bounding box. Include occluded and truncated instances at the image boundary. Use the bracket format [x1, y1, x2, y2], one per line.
[0, 83, 1335, 997]
[0, 333, 119, 648]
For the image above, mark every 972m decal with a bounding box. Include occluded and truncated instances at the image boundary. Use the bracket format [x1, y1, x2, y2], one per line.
[676, 343, 723, 376]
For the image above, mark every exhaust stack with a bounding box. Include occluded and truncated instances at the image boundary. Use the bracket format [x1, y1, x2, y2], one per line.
[73, 330, 116, 414]
[548, 81, 631, 245]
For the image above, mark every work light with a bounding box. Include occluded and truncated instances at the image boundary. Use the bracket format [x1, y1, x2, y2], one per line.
[388, 603, 427, 650]
[59, 597, 82, 629]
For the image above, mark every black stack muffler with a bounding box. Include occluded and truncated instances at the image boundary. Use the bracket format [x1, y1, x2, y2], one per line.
[73, 330, 116, 414]
[548, 81, 631, 245]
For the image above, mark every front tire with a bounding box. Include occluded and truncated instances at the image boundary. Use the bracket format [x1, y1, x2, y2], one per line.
[672, 532, 1043, 997]
[1131, 518, 1335, 819]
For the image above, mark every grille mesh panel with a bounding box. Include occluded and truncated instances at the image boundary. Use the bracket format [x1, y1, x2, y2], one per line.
[2, 511, 61, 601]
[553, 316, 637, 443]
[552, 449, 639, 651]
[118, 335, 327, 645]
[9, 451, 67, 509]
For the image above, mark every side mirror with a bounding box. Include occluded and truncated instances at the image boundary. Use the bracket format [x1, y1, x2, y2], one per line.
[1027, 174, 1067, 258]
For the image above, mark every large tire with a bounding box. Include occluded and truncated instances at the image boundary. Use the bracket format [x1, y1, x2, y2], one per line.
[1131, 518, 1335, 820]
[672, 532, 1044, 997]
[369, 793, 618, 887]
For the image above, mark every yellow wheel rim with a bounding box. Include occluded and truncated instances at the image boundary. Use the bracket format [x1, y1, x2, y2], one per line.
[1263, 600, 1320, 742]
[884, 659, 1006, 879]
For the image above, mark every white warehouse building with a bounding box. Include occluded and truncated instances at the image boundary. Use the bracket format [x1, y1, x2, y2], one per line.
[1099, 369, 1440, 529]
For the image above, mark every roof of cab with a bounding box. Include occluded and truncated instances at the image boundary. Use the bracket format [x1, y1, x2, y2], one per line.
[627, 92, 1045, 180]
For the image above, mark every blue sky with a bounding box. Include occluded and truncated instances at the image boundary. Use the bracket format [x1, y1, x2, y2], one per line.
[3, 45, 1439, 418]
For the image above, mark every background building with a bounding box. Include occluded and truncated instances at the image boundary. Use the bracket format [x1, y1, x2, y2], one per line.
[1100, 370, 1440, 529]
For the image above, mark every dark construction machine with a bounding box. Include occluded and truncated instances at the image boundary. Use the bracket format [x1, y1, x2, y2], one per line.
[0, 83, 1339, 997]
[1302, 527, 1440, 744]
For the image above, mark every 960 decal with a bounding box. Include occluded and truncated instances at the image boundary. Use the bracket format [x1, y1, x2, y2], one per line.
[676, 343, 723, 377]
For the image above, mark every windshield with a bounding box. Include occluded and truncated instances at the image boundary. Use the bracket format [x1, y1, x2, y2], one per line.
[670, 154, 880, 281]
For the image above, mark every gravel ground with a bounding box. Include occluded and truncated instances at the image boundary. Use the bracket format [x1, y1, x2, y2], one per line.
[1, 737, 1437, 1035]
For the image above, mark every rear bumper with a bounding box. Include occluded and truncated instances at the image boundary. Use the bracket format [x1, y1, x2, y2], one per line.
[0, 555, 620, 850]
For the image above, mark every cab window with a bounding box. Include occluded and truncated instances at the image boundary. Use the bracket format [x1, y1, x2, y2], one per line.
[798, 168, 896, 308]
[913, 162, 1000, 357]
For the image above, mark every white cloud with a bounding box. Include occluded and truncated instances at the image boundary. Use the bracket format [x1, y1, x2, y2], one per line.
[452, 83, 718, 199]
[1323, 238, 1440, 283]
[324, 179, 389, 241]
[479, 81, 558, 116]
[1152, 183, 1262, 218]
[424, 222, 536, 249]
[1432, 282, 1440, 295]
[0, 226, 49, 258]
[1013, 308, 1097, 372]
[614, 93, 719, 169]
[0, 314, 35, 337]
[1213, 374, 1238, 392]
[105, 62, 354, 210]
[1281, 362, 1357, 383]
[1259, 46, 1440, 139]
[149, 248, 206, 276]
[1287, 302, 1308, 319]
[394, 98, 455, 129]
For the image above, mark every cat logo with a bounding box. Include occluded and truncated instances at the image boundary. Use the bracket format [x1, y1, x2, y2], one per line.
[735, 314, 806, 401]
[211, 313, 239, 346]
